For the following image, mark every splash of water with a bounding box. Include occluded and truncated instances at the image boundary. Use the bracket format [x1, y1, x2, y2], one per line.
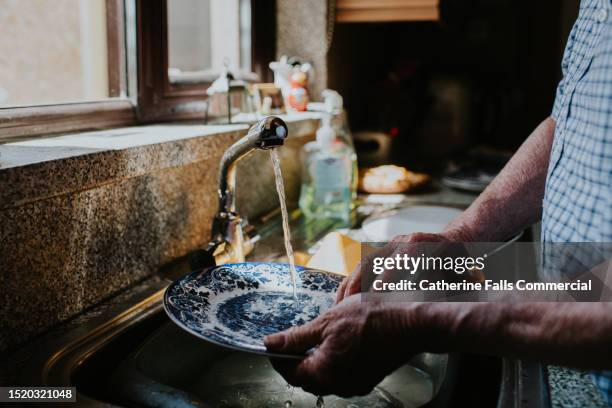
[270, 150, 300, 300]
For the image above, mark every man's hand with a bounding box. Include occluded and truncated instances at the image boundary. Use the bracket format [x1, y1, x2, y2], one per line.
[336, 232, 453, 303]
[264, 295, 421, 397]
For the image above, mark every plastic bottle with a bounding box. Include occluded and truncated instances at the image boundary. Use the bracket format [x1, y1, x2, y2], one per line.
[299, 115, 356, 223]
[322, 89, 358, 204]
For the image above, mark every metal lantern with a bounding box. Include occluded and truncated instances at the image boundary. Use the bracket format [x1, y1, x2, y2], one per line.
[205, 67, 254, 125]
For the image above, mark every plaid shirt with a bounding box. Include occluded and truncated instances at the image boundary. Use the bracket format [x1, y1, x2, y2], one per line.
[542, 0, 612, 403]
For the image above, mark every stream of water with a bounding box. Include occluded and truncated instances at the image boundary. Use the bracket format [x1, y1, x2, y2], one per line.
[270, 150, 300, 300]
[271, 150, 324, 407]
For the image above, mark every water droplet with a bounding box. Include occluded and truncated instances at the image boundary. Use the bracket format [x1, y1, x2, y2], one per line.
[284, 400, 293, 408]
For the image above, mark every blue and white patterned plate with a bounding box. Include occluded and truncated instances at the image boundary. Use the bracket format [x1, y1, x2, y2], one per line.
[164, 262, 343, 358]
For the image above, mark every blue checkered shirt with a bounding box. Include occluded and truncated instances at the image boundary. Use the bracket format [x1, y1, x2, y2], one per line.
[542, 0, 612, 404]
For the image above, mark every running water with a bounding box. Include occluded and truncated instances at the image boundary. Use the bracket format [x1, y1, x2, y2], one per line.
[270, 150, 300, 300]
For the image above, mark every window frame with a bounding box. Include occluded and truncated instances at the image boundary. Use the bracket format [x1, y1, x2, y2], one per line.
[0, 0, 135, 142]
[137, 0, 276, 121]
[136, 0, 210, 122]
[0, 0, 276, 142]
[107, 0, 128, 98]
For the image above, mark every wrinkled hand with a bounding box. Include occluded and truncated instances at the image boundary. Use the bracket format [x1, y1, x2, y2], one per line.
[336, 232, 450, 303]
[264, 295, 420, 397]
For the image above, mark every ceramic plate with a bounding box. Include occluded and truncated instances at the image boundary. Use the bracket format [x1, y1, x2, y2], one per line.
[362, 205, 463, 241]
[164, 262, 343, 358]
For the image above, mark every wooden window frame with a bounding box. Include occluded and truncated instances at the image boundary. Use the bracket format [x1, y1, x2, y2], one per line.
[251, 0, 276, 84]
[107, 0, 128, 98]
[0, 0, 135, 142]
[0, 0, 276, 142]
[136, 0, 276, 122]
[136, 0, 208, 122]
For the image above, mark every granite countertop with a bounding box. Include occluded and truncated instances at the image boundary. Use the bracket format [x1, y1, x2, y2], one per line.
[548, 366, 608, 407]
[0, 112, 325, 210]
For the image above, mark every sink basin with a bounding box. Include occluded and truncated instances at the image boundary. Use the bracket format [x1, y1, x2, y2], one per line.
[39, 280, 451, 407]
[109, 320, 442, 407]
[58, 288, 451, 407]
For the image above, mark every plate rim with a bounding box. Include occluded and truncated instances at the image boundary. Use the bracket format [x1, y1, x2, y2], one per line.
[163, 262, 343, 359]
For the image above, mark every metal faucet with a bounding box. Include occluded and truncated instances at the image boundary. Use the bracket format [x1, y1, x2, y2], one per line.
[206, 116, 289, 265]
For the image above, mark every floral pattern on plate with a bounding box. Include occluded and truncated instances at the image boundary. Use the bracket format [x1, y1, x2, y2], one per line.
[164, 262, 343, 357]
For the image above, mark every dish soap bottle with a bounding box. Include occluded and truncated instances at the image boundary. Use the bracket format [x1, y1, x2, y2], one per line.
[299, 115, 356, 224]
[322, 89, 358, 205]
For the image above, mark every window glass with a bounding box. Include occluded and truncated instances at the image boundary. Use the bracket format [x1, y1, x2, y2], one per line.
[167, 0, 252, 84]
[0, 0, 114, 108]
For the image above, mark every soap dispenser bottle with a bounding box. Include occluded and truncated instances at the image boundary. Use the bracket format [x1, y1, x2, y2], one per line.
[322, 90, 358, 204]
[299, 115, 356, 223]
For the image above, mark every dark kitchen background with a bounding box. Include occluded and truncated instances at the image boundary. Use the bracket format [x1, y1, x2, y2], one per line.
[328, 0, 578, 170]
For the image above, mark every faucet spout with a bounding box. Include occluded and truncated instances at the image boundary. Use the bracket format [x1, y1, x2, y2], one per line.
[208, 116, 288, 264]
[218, 116, 288, 214]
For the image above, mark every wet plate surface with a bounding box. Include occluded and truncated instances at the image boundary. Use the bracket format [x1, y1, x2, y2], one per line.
[164, 262, 343, 358]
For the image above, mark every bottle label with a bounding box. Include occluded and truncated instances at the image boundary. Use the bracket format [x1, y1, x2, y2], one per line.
[314, 157, 349, 201]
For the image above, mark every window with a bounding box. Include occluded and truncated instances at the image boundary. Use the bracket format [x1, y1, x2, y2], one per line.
[0, 0, 131, 141]
[0, 0, 118, 107]
[167, 0, 254, 84]
[0, 0, 275, 142]
[136, 0, 274, 122]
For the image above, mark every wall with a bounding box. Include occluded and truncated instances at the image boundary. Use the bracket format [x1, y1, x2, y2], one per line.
[276, 0, 329, 100]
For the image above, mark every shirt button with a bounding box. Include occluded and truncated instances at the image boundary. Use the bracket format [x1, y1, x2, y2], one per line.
[597, 7, 608, 22]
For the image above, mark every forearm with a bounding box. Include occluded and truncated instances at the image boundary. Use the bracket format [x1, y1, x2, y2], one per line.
[443, 117, 556, 242]
[406, 302, 612, 369]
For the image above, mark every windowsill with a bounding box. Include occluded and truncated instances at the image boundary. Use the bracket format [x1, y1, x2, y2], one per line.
[168, 68, 259, 85]
[0, 123, 249, 170]
[0, 112, 323, 210]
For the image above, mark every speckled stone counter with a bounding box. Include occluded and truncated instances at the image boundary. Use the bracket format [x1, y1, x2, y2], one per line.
[548, 366, 608, 407]
[0, 113, 321, 352]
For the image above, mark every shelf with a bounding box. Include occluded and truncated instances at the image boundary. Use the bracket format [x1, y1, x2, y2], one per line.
[336, 0, 440, 23]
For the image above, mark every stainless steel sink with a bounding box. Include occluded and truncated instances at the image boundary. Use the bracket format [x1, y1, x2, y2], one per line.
[104, 316, 445, 407]
[32, 282, 450, 407]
